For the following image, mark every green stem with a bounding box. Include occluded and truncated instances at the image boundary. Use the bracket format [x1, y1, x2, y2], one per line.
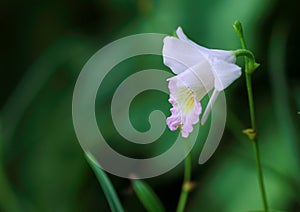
[245, 73, 256, 129]
[233, 20, 269, 212]
[176, 145, 192, 212]
[252, 139, 268, 212]
[246, 72, 268, 211]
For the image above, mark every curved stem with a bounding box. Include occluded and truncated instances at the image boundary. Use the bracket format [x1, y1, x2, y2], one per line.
[233, 20, 269, 211]
[176, 145, 192, 212]
[232, 49, 255, 63]
[232, 49, 260, 74]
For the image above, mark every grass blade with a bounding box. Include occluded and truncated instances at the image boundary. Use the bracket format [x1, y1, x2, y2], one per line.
[85, 152, 124, 212]
[132, 180, 165, 212]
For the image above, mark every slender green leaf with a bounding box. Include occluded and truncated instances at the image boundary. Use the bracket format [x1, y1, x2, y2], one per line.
[246, 210, 286, 212]
[85, 152, 124, 212]
[0, 118, 22, 212]
[132, 180, 165, 212]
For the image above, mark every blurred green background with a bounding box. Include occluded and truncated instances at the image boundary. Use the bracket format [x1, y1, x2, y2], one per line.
[1, 0, 300, 211]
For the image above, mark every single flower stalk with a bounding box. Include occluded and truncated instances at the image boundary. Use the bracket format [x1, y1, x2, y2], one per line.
[163, 27, 242, 137]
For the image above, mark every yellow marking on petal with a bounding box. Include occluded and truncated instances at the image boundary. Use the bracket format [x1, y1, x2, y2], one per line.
[171, 82, 197, 122]
[180, 88, 195, 113]
[185, 94, 195, 111]
[178, 124, 183, 130]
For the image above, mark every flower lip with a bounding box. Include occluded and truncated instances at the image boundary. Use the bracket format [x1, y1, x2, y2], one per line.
[166, 76, 202, 138]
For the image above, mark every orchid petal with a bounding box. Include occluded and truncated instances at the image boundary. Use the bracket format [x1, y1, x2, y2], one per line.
[163, 36, 206, 74]
[201, 89, 219, 125]
[176, 27, 209, 53]
[176, 27, 236, 63]
[211, 59, 242, 91]
[174, 61, 214, 100]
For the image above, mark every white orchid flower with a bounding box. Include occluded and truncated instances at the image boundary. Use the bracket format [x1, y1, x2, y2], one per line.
[163, 27, 242, 138]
